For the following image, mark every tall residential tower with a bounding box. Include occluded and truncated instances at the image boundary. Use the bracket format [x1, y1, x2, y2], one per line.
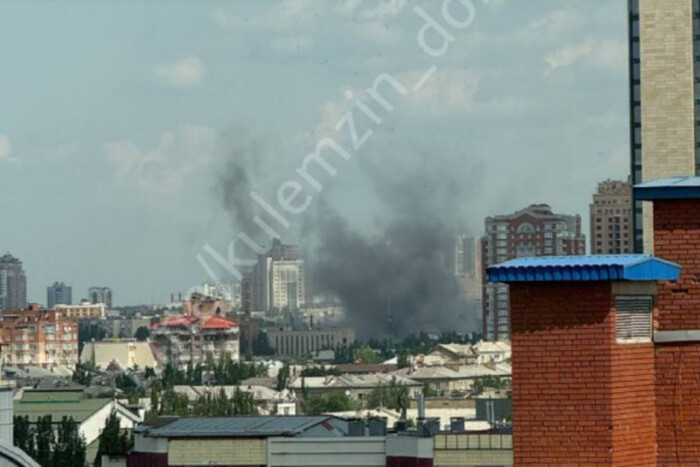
[590, 180, 634, 254]
[629, 0, 700, 252]
[0, 253, 27, 312]
[47, 282, 72, 309]
[482, 205, 585, 340]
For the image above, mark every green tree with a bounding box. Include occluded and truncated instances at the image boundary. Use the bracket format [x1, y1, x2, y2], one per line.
[94, 411, 132, 467]
[305, 391, 357, 415]
[13, 415, 35, 459]
[72, 361, 98, 386]
[397, 352, 410, 369]
[353, 344, 382, 364]
[422, 383, 439, 397]
[35, 415, 54, 467]
[276, 364, 290, 391]
[366, 377, 409, 410]
[253, 330, 275, 356]
[472, 376, 503, 395]
[53, 417, 86, 467]
[134, 326, 150, 341]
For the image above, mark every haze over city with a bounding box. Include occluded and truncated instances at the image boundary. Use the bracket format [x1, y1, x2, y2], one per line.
[0, 0, 628, 306]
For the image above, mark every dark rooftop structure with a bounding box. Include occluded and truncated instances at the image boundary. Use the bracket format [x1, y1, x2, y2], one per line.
[487, 255, 680, 283]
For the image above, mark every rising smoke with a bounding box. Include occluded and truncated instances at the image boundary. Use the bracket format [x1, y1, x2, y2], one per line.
[216, 132, 483, 339]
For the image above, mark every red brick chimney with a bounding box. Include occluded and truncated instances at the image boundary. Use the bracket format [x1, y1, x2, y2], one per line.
[488, 256, 680, 466]
[636, 177, 700, 464]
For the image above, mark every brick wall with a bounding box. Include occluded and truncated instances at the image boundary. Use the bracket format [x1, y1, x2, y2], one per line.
[510, 282, 655, 466]
[654, 200, 700, 464]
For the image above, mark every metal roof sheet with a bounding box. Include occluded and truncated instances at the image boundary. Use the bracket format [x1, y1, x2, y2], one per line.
[634, 176, 700, 200]
[146, 416, 342, 438]
[14, 398, 111, 423]
[487, 255, 680, 283]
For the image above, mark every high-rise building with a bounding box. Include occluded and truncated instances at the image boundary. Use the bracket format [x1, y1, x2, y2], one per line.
[0, 253, 27, 312]
[590, 180, 634, 254]
[452, 235, 484, 331]
[243, 239, 305, 312]
[629, 0, 700, 252]
[47, 282, 72, 309]
[482, 204, 585, 341]
[88, 287, 113, 309]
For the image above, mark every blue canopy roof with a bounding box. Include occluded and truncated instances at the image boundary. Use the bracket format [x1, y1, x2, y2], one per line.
[635, 176, 700, 200]
[487, 255, 680, 283]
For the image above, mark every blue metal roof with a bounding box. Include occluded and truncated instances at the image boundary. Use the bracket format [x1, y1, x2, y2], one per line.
[634, 176, 700, 200]
[487, 255, 680, 283]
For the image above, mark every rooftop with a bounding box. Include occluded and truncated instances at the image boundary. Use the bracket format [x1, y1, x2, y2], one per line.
[143, 416, 346, 438]
[635, 176, 700, 200]
[14, 398, 111, 423]
[487, 255, 680, 283]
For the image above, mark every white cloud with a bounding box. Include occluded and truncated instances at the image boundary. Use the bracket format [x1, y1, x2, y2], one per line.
[592, 39, 627, 70]
[545, 41, 594, 72]
[0, 135, 12, 159]
[363, 0, 406, 19]
[104, 125, 218, 192]
[153, 57, 206, 88]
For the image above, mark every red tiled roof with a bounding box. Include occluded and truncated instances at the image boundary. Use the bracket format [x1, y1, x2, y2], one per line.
[202, 317, 238, 329]
[152, 316, 199, 329]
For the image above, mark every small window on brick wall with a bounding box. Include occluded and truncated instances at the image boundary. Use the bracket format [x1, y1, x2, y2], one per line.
[615, 295, 653, 344]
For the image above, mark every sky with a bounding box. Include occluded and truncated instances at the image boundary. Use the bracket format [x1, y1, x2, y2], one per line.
[0, 0, 630, 306]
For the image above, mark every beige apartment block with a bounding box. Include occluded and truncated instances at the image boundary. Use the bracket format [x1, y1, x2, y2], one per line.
[638, 0, 697, 252]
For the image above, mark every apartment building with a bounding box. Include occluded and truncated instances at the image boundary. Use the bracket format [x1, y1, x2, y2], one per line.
[0, 306, 78, 368]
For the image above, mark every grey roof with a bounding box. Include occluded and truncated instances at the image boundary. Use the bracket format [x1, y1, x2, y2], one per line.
[145, 416, 346, 438]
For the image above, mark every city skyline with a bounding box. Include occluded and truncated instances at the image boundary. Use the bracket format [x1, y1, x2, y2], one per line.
[0, 1, 629, 306]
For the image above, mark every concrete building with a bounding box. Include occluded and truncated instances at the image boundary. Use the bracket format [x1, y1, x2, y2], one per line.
[80, 340, 158, 371]
[482, 204, 585, 340]
[182, 292, 229, 318]
[290, 373, 423, 402]
[0, 253, 27, 312]
[629, 0, 700, 252]
[46, 282, 72, 309]
[54, 301, 105, 319]
[127, 415, 511, 467]
[266, 327, 355, 357]
[150, 315, 240, 369]
[0, 306, 78, 369]
[243, 240, 306, 313]
[391, 364, 511, 396]
[88, 286, 113, 309]
[590, 179, 633, 254]
[98, 316, 152, 339]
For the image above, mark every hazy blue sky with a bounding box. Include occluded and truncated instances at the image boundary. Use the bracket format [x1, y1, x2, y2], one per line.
[0, 0, 629, 305]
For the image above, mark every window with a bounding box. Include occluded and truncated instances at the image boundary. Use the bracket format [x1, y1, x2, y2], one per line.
[615, 296, 653, 344]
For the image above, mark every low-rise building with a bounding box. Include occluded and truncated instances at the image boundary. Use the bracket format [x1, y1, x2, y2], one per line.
[80, 339, 158, 371]
[472, 341, 511, 365]
[54, 302, 105, 319]
[0, 306, 78, 369]
[421, 344, 476, 366]
[290, 374, 422, 402]
[392, 364, 511, 395]
[171, 385, 296, 415]
[267, 327, 355, 357]
[150, 315, 240, 369]
[14, 385, 140, 461]
[99, 317, 152, 339]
